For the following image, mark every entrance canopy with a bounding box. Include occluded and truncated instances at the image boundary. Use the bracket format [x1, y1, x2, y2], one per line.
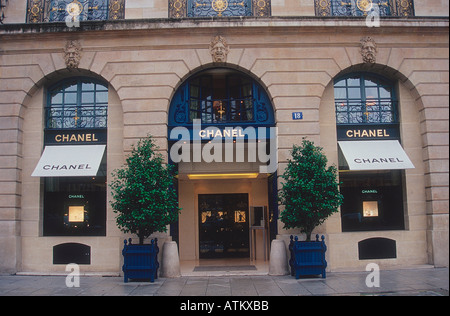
[32, 145, 106, 177]
[338, 140, 414, 171]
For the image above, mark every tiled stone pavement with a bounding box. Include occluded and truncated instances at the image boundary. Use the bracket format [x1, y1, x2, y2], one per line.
[0, 268, 448, 296]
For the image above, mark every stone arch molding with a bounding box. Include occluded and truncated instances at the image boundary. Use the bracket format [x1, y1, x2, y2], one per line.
[17, 65, 124, 187]
[322, 40, 428, 114]
[167, 61, 276, 119]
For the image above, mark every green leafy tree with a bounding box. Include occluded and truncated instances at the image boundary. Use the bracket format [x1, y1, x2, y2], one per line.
[279, 139, 343, 241]
[110, 136, 180, 245]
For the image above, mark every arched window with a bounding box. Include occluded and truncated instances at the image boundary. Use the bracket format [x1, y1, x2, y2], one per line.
[169, 68, 274, 128]
[334, 73, 398, 125]
[334, 73, 409, 233]
[46, 78, 108, 129]
[38, 77, 109, 237]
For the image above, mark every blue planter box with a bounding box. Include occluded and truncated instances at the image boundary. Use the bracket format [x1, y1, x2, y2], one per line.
[122, 238, 159, 283]
[289, 234, 327, 279]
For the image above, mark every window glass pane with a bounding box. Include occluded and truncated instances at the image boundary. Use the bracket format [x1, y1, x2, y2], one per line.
[347, 78, 360, 86]
[334, 87, 347, 99]
[51, 93, 63, 105]
[65, 83, 78, 92]
[379, 86, 392, 99]
[82, 92, 95, 103]
[82, 82, 95, 91]
[339, 171, 405, 232]
[365, 87, 379, 100]
[95, 83, 108, 92]
[334, 79, 346, 87]
[187, 70, 256, 124]
[334, 74, 397, 125]
[242, 83, 252, 98]
[364, 78, 378, 87]
[190, 100, 199, 111]
[47, 78, 108, 129]
[64, 92, 77, 104]
[191, 85, 200, 98]
[43, 176, 107, 236]
[348, 88, 361, 99]
[96, 91, 108, 103]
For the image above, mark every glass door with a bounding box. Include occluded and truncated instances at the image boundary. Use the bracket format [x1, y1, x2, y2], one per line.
[198, 193, 249, 258]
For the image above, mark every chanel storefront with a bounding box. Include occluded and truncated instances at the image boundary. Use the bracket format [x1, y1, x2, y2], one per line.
[0, 0, 448, 274]
[168, 66, 277, 262]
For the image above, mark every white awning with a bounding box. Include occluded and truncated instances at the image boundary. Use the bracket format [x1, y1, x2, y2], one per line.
[338, 140, 414, 171]
[32, 145, 106, 177]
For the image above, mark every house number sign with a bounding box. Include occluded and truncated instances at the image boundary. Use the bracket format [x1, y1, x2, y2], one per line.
[292, 112, 303, 120]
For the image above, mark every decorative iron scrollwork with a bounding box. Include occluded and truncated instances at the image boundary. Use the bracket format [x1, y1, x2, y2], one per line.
[252, 0, 271, 17]
[26, 0, 125, 23]
[169, 0, 271, 18]
[315, 0, 414, 17]
[27, 0, 46, 23]
[188, 0, 251, 17]
[395, 0, 414, 16]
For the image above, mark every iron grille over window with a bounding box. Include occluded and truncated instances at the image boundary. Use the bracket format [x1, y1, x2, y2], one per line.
[169, 0, 271, 18]
[315, 0, 414, 17]
[46, 78, 108, 129]
[334, 73, 398, 125]
[188, 0, 252, 17]
[26, 0, 125, 23]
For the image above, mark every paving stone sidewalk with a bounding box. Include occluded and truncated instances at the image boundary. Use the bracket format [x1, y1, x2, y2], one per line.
[0, 267, 448, 296]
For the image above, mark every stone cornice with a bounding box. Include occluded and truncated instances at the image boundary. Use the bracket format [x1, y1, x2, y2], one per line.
[1, 16, 448, 37]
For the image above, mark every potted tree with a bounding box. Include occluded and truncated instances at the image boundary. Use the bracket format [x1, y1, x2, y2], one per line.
[279, 139, 343, 278]
[110, 135, 180, 282]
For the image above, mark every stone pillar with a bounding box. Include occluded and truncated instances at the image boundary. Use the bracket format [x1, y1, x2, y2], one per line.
[161, 241, 181, 278]
[269, 238, 289, 275]
[427, 214, 449, 267]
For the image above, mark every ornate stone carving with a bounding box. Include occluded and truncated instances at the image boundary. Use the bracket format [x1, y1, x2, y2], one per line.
[360, 36, 378, 64]
[209, 35, 230, 63]
[64, 40, 82, 69]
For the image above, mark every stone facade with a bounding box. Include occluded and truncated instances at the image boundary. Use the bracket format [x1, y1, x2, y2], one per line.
[0, 1, 448, 274]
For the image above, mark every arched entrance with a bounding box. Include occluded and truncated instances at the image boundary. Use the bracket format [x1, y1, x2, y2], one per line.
[168, 68, 277, 270]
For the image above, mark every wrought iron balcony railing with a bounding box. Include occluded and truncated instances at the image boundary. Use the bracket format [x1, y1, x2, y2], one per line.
[26, 0, 125, 23]
[315, 0, 414, 17]
[188, 97, 255, 124]
[46, 105, 108, 129]
[335, 100, 398, 125]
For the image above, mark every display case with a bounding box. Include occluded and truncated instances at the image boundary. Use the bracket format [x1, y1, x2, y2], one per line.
[250, 206, 267, 228]
[249, 206, 269, 261]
